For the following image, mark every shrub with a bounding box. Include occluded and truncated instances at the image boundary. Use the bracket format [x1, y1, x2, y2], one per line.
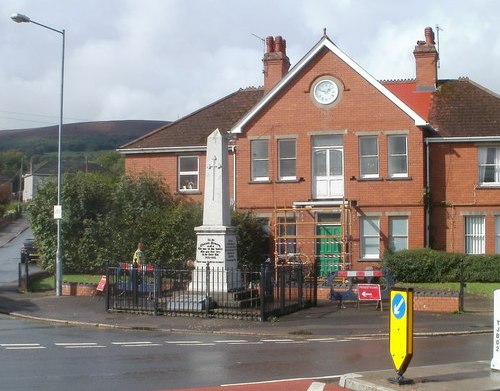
[382, 248, 500, 283]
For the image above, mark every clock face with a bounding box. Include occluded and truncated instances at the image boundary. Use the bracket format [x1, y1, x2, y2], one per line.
[313, 79, 339, 105]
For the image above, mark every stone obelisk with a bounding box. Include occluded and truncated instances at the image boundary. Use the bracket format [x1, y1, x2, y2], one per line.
[192, 129, 240, 292]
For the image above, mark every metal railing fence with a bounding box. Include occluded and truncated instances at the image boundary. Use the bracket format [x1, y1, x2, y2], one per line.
[105, 262, 315, 321]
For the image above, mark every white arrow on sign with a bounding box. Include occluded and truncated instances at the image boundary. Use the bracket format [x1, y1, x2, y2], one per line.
[393, 297, 405, 316]
[361, 291, 372, 297]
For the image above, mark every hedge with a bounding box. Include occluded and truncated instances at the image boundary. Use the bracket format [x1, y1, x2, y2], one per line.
[381, 248, 500, 283]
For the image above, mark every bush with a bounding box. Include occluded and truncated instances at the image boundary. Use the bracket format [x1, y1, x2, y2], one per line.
[382, 248, 500, 283]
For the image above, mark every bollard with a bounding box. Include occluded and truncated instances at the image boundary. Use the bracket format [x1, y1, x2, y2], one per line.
[491, 290, 500, 370]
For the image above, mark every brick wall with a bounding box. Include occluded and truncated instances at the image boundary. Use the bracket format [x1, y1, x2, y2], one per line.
[62, 282, 98, 296]
[413, 291, 459, 313]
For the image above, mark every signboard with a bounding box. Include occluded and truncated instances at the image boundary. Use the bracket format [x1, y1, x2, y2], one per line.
[389, 288, 414, 377]
[492, 289, 500, 370]
[53, 205, 62, 220]
[357, 284, 381, 301]
[96, 275, 107, 292]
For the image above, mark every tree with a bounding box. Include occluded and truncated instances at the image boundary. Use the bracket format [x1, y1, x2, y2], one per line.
[28, 173, 265, 274]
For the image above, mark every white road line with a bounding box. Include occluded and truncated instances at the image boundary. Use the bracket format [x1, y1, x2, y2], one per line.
[176, 343, 216, 346]
[214, 340, 248, 343]
[5, 346, 46, 350]
[260, 339, 294, 342]
[307, 382, 326, 391]
[112, 341, 154, 345]
[305, 338, 337, 342]
[1, 343, 41, 347]
[63, 345, 106, 349]
[222, 375, 342, 387]
[275, 341, 308, 344]
[55, 343, 99, 346]
[227, 342, 263, 345]
[165, 340, 202, 344]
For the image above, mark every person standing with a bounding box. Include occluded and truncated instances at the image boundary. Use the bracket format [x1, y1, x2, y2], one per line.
[133, 242, 145, 266]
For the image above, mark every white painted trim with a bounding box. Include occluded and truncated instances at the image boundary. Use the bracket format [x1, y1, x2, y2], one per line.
[231, 36, 428, 134]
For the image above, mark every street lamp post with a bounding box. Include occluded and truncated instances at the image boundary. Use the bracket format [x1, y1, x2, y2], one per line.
[11, 13, 65, 296]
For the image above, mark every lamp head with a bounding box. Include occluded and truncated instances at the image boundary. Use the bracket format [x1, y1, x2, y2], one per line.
[11, 13, 31, 23]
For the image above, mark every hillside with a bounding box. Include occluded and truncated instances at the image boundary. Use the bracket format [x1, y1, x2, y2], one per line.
[0, 120, 169, 155]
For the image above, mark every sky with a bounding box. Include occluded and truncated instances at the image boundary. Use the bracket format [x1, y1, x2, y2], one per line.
[1, 0, 500, 130]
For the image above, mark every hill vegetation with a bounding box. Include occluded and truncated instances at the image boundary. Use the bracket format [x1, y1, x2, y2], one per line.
[0, 120, 169, 192]
[0, 120, 168, 156]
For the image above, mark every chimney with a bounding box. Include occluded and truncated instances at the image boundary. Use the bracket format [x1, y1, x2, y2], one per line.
[263, 36, 290, 92]
[413, 27, 439, 91]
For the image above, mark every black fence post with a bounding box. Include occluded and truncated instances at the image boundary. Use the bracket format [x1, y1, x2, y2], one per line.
[279, 266, 286, 313]
[105, 262, 110, 312]
[25, 261, 29, 292]
[459, 259, 466, 312]
[297, 265, 303, 308]
[205, 262, 210, 318]
[260, 264, 266, 321]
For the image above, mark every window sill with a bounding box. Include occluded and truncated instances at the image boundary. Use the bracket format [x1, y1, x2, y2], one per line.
[249, 180, 272, 184]
[477, 183, 500, 189]
[276, 178, 303, 183]
[359, 258, 381, 262]
[177, 190, 201, 195]
[385, 176, 412, 181]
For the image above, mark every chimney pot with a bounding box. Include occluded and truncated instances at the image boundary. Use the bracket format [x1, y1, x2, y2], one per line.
[425, 27, 435, 45]
[265, 36, 274, 53]
[275, 36, 284, 53]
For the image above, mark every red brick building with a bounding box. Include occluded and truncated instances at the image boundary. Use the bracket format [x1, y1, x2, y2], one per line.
[119, 28, 500, 274]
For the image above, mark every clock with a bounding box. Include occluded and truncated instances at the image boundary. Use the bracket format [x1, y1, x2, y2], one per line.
[313, 79, 339, 105]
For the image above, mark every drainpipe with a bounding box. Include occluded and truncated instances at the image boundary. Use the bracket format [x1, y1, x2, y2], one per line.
[231, 145, 237, 209]
[425, 138, 430, 248]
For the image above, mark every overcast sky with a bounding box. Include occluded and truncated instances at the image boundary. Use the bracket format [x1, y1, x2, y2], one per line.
[1, 0, 499, 130]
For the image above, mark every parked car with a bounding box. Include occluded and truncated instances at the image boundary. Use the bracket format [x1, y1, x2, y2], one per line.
[20, 238, 39, 263]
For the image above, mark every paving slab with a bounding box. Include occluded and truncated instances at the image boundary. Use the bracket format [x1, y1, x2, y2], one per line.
[340, 361, 500, 391]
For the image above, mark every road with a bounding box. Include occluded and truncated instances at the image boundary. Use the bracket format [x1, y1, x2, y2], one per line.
[0, 314, 492, 391]
[0, 225, 32, 284]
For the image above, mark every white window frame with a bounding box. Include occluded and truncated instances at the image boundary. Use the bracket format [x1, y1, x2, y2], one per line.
[464, 215, 485, 254]
[178, 156, 199, 192]
[361, 216, 380, 259]
[359, 136, 379, 178]
[389, 216, 408, 252]
[278, 139, 297, 180]
[479, 147, 500, 186]
[388, 135, 408, 178]
[251, 139, 269, 182]
[277, 216, 297, 256]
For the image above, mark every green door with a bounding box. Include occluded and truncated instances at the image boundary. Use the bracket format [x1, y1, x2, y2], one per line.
[316, 224, 342, 277]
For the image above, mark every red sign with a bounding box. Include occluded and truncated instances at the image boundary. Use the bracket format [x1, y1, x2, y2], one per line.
[96, 275, 107, 292]
[357, 284, 381, 301]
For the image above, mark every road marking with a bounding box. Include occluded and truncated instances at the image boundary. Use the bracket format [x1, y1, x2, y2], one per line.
[260, 339, 294, 342]
[227, 341, 263, 345]
[308, 382, 326, 391]
[2, 343, 45, 350]
[215, 339, 248, 343]
[222, 375, 342, 386]
[55, 342, 106, 349]
[165, 340, 202, 344]
[177, 343, 216, 346]
[275, 341, 308, 344]
[112, 341, 161, 347]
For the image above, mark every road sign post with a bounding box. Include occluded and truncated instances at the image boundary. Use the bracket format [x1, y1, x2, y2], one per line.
[389, 287, 414, 385]
[492, 289, 500, 370]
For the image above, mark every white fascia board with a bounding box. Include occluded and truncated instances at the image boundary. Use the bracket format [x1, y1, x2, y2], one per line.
[426, 136, 500, 143]
[231, 37, 427, 134]
[117, 146, 207, 155]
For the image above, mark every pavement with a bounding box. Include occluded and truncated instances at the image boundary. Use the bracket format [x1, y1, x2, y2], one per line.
[0, 215, 499, 391]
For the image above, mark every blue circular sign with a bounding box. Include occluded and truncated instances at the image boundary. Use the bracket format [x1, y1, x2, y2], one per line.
[392, 293, 406, 319]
